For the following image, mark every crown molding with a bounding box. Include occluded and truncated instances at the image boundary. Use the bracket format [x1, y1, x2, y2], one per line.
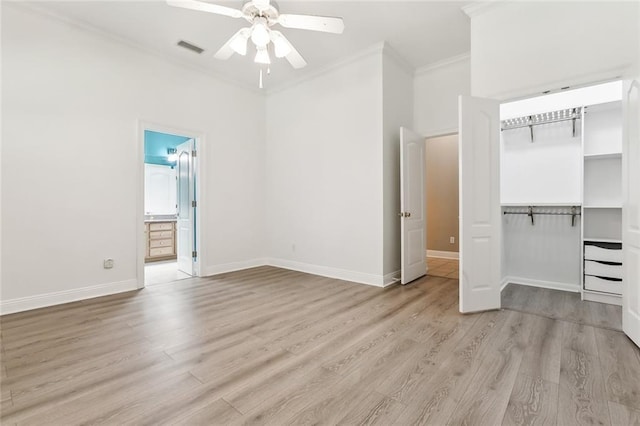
[8, 2, 264, 95]
[462, 1, 504, 18]
[415, 52, 470, 77]
[381, 43, 415, 76]
[266, 42, 386, 95]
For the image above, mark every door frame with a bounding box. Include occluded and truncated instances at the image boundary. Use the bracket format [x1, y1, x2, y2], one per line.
[137, 120, 205, 288]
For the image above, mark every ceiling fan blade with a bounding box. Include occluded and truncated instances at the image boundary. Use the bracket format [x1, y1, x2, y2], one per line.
[271, 31, 307, 69]
[166, 0, 244, 19]
[277, 13, 344, 34]
[214, 28, 250, 60]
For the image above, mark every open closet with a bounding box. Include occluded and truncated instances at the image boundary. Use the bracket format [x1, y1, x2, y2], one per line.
[500, 81, 623, 306]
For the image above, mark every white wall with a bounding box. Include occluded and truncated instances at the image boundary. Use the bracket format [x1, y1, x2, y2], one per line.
[382, 48, 414, 278]
[265, 48, 386, 285]
[1, 4, 266, 312]
[414, 55, 470, 137]
[469, 1, 639, 99]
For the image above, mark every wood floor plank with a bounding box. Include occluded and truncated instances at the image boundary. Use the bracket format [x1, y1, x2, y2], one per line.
[0, 268, 632, 425]
[561, 321, 599, 356]
[502, 374, 558, 426]
[593, 327, 640, 411]
[444, 311, 531, 426]
[558, 349, 610, 426]
[334, 390, 406, 425]
[518, 315, 562, 384]
[176, 398, 243, 425]
[608, 401, 640, 426]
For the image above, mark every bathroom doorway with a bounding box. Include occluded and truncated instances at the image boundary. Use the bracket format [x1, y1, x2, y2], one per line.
[139, 124, 201, 286]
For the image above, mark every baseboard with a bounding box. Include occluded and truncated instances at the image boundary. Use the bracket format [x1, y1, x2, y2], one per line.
[503, 276, 580, 293]
[383, 270, 401, 288]
[583, 290, 622, 306]
[0, 279, 139, 316]
[203, 258, 269, 276]
[426, 250, 459, 260]
[267, 258, 386, 288]
[500, 277, 510, 292]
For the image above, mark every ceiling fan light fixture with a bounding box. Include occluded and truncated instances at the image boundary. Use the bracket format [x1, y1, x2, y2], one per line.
[254, 47, 271, 64]
[251, 19, 271, 47]
[271, 32, 291, 58]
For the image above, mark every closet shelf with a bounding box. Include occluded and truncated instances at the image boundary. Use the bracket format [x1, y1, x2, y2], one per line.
[583, 205, 622, 209]
[584, 152, 622, 160]
[501, 202, 581, 207]
[583, 237, 622, 244]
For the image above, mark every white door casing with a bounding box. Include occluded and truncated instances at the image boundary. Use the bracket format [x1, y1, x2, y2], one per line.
[400, 127, 427, 285]
[177, 139, 196, 276]
[622, 77, 640, 348]
[459, 96, 502, 313]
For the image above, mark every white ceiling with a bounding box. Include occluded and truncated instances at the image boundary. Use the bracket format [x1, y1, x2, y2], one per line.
[28, 1, 471, 90]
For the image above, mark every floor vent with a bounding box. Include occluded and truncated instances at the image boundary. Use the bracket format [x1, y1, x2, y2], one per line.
[177, 40, 204, 54]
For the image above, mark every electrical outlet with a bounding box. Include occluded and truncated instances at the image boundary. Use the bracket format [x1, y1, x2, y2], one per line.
[450, 237, 455, 244]
[103, 258, 114, 269]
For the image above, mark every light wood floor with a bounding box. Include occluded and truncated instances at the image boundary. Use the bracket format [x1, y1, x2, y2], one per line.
[1, 267, 639, 425]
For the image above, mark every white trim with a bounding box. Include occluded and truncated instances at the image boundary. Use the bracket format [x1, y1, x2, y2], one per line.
[503, 276, 581, 293]
[137, 121, 206, 289]
[415, 52, 470, 77]
[426, 250, 460, 260]
[267, 258, 386, 288]
[486, 65, 631, 102]
[500, 277, 510, 292]
[423, 128, 459, 139]
[383, 270, 402, 288]
[0, 279, 138, 315]
[382, 43, 415, 77]
[461, 1, 503, 18]
[266, 42, 386, 95]
[204, 258, 269, 276]
[583, 290, 622, 306]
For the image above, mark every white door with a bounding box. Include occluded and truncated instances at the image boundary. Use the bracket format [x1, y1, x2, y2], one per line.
[459, 96, 501, 313]
[400, 127, 427, 284]
[176, 139, 196, 276]
[622, 77, 640, 347]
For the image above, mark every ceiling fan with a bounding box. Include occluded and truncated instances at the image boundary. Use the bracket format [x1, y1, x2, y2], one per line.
[167, 0, 345, 69]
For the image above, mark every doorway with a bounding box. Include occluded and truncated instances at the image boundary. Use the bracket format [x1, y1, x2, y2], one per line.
[139, 124, 201, 287]
[424, 133, 459, 280]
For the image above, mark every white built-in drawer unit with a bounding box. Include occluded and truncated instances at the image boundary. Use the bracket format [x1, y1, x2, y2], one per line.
[584, 275, 622, 294]
[583, 241, 623, 297]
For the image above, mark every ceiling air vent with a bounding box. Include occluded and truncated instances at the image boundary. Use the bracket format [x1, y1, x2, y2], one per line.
[177, 40, 205, 54]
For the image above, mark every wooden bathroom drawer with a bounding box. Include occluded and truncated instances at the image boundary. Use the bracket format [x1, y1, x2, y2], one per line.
[149, 222, 174, 231]
[150, 238, 173, 248]
[150, 230, 174, 239]
[584, 244, 622, 263]
[584, 275, 622, 295]
[584, 260, 622, 279]
[149, 246, 174, 257]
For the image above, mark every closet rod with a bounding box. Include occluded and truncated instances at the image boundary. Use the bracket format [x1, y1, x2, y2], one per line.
[503, 206, 581, 226]
[501, 107, 582, 142]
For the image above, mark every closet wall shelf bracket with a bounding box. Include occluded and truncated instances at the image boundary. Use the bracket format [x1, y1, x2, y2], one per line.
[502, 205, 581, 227]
